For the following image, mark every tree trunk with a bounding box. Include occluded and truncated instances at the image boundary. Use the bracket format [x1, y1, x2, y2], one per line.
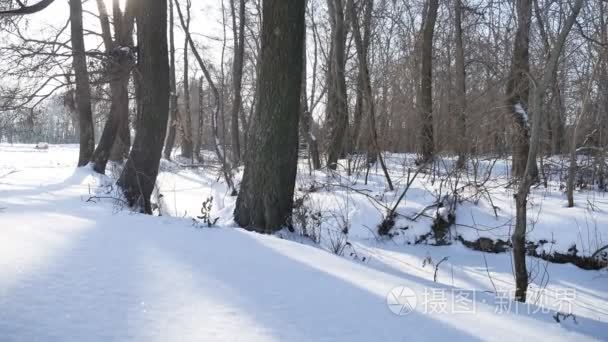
[91, 0, 134, 172]
[348, 0, 393, 190]
[234, 0, 305, 233]
[512, 0, 583, 302]
[300, 26, 321, 170]
[117, 0, 169, 214]
[229, 0, 245, 165]
[454, 0, 467, 169]
[506, 0, 537, 180]
[164, 0, 178, 160]
[70, 0, 95, 167]
[418, 0, 439, 163]
[180, 0, 193, 160]
[325, 0, 349, 170]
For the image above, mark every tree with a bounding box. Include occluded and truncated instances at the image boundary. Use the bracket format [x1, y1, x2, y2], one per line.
[512, 0, 583, 302]
[164, 0, 179, 160]
[325, 0, 349, 170]
[454, 0, 467, 168]
[229, 0, 245, 165]
[234, 0, 305, 233]
[418, 0, 439, 163]
[69, 0, 95, 167]
[348, 0, 393, 190]
[117, 0, 169, 213]
[179, 0, 193, 160]
[506, 0, 537, 180]
[91, 0, 135, 173]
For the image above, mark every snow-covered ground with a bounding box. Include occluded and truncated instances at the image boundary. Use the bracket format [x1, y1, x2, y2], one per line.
[1, 144, 607, 341]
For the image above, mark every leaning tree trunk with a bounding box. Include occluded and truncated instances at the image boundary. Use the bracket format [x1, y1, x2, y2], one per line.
[70, 0, 95, 167]
[418, 0, 439, 164]
[91, 0, 134, 173]
[234, 0, 305, 233]
[118, 0, 169, 214]
[348, 0, 393, 190]
[325, 0, 349, 170]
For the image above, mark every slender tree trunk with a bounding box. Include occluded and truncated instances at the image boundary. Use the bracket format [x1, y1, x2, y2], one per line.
[507, 0, 537, 180]
[418, 0, 439, 163]
[164, 0, 178, 160]
[70, 0, 95, 167]
[512, 0, 583, 302]
[299, 24, 321, 170]
[175, 0, 236, 192]
[118, 0, 169, 214]
[229, 0, 245, 165]
[454, 0, 467, 169]
[348, 0, 393, 190]
[180, 0, 193, 160]
[234, 0, 305, 233]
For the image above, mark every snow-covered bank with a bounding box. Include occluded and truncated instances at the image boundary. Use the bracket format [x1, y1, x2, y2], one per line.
[1, 144, 607, 341]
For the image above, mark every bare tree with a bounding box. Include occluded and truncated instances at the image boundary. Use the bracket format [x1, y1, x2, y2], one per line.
[70, 0, 95, 167]
[117, 0, 170, 213]
[512, 0, 583, 302]
[164, 0, 179, 160]
[325, 0, 349, 170]
[234, 0, 305, 232]
[418, 0, 439, 163]
[229, 0, 245, 165]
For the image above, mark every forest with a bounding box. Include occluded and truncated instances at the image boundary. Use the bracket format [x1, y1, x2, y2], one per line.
[0, 0, 607, 340]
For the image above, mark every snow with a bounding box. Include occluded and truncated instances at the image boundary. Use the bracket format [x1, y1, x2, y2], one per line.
[1, 144, 607, 341]
[514, 102, 529, 128]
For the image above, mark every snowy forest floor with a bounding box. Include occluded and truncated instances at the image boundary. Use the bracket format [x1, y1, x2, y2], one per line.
[1, 143, 607, 341]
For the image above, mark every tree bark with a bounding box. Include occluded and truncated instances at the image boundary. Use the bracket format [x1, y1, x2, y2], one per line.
[180, 0, 193, 160]
[325, 0, 349, 170]
[229, 0, 245, 165]
[512, 0, 583, 302]
[164, 0, 178, 160]
[234, 0, 305, 233]
[117, 0, 169, 214]
[454, 0, 467, 169]
[70, 0, 95, 167]
[91, 0, 134, 173]
[418, 0, 439, 163]
[506, 0, 537, 179]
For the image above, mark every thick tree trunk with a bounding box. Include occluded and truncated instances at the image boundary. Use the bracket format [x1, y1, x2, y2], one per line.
[234, 0, 305, 233]
[70, 0, 95, 167]
[325, 0, 349, 170]
[164, 0, 178, 160]
[118, 0, 169, 214]
[418, 0, 439, 163]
